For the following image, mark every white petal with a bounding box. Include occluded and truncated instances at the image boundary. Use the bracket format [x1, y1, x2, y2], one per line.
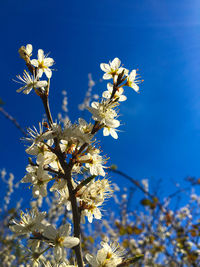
[119, 95, 127, 101]
[16, 85, 26, 93]
[43, 225, 57, 240]
[103, 127, 110, 136]
[26, 44, 33, 55]
[54, 246, 63, 262]
[36, 81, 48, 88]
[87, 213, 93, 223]
[100, 63, 110, 72]
[110, 129, 118, 139]
[102, 91, 110, 99]
[30, 59, 39, 67]
[63, 237, 80, 248]
[44, 57, 54, 67]
[38, 49, 44, 62]
[59, 223, 71, 236]
[107, 82, 113, 92]
[111, 58, 121, 69]
[106, 119, 120, 128]
[103, 73, 112, 80]
[44, 68, 52, 78]
[37, 68, 43, 78]
[97, 248, 107, 263]
[94, 208, 102, 219]
[91, 102, 99, 109]
[86, 254, 98, 266]
[129, 70, 136, 80]
[132, 83, 139, 92]
[23, 85, 33, 94]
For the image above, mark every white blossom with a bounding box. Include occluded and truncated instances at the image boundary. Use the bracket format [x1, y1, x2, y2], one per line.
[43, 224, 79, 262]
[10, 209, 46, 235]
[62, 119, 93, 145]
[26, 141, 57, 168]
[31, 49, 54, 78]
[103, 126, 119, 139]
[86, 241, 125, 267]
[15, 70, 47, 94]
[88, 101, 120, 130]
[22, 44, 33, 58]
[100, 58, 127, 80]
[102, 83, 127, 102]
[77, 178, 112, 223]
[21, 165, 52, 198]
[81, 205, 102, 223]
[18, 44, 33, 61]
[79, 151, 106, 177]
[126, 70, 142, 92]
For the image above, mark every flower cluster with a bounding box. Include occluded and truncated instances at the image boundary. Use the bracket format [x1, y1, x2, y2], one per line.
[88, 57, 142, 139]
[10, 208, 79, 264]
[86, 241, 125, 267]
[11, 44, 142, 266]
[16, 44, 54, 95]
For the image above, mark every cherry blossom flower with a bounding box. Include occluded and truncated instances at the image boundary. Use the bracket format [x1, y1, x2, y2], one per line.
[31, 49, 54, 79]
[24, 44, 33, 57]
[18, 44, 33, 61]
[25, 141, 57, 168]
[15, 70, 47, 94]
[102, 83, 127, 102]
[86, 241, 125, 267]
[88, 101, 120, 130]
[43, 224, 79, 262]
[77, 178, 112, 223]
[81, 204, 102, 223]
[126, 70, 142, 92]
[103, 125, 119, 139]
[79, 152, 106, 177]
[10, 209, 46, 235]
[62, 119, 93, 145]
[21, 165, 52, 198]
[100, 58, 127, 80]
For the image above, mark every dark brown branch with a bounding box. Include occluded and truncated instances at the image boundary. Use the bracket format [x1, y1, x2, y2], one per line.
[40, 92, 84, 267]
[40, 94, 53, 127]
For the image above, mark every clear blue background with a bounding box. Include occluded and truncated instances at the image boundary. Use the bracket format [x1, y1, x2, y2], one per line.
[1, 0, 200, 201]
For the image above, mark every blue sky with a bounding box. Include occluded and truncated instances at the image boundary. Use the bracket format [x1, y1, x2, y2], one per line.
[1, 0, 200, 200]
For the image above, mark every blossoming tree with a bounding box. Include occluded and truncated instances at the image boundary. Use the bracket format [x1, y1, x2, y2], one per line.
[9, 44, 142, 266]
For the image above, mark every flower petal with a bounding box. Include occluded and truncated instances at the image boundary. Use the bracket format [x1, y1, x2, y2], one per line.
[31, 59, 39, 67]
[103, 127, 110, 136]
[110, 129, 118, 139]
[44, 57, 54, 67]
[26, 44, 33, 55]
[100, 63, 110, 72]
[103, 73, 112, 80]
[111, 57, 121, 69]
[38, 49, 44, 62]
[63, 237, 80, 248]
[44, 68, 52, 78]
[102, 91, 110, 99]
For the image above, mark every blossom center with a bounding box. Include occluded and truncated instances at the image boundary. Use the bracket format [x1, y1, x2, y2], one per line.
[38, 61, 47, 69]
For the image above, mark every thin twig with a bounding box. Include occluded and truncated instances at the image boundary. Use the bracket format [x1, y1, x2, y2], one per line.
[110, 168, 165, 212]
[40, 91, 84, 267]
[0, 107, 27, 136]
